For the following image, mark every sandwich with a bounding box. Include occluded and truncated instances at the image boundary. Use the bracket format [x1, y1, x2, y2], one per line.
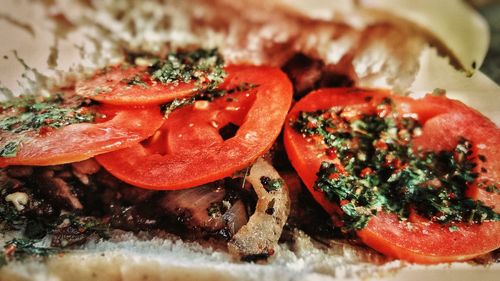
[0, 0, 498, 280]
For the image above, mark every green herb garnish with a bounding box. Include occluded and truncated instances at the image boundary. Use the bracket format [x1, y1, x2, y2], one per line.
[0, 141, 20, 157]
[58, 213, 110, 241]
[161, 83, 257, 117]
[207, 202, 225, 218]
[0, 94, 96, 157]
[124, 75, 148, 88]
[149, 48, 226, 91]
[260, 176, 284, 191]
[0, 94, 95, 134]
[293, 100, 500, 232]
[1, 238, 57, 265]
[0, 173, 25, 230]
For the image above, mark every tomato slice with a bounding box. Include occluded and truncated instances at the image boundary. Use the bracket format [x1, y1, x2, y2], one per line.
[284, 88, 500, 263]
[96, 65, 293, 189]
[0, 103, 164, 167]
[412, 111, 500, 213]
[75, 65, 198, 106]
[358, 212, 500, 263]
[284, 88, 391, 213]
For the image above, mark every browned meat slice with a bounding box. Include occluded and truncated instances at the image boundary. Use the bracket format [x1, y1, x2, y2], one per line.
[282, 53, 324, 96]
[34, 168, 83, 210]
[119, 185, 156, 205]
[51, 224, 92, 247]
[93, 169, 155, 206]
[6, 166, 33, 178]
[282, 53, 354, 99]
[109, 205, 158, 231]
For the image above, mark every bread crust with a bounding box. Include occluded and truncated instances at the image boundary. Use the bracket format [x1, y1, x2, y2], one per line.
[0, 1, 497, 280]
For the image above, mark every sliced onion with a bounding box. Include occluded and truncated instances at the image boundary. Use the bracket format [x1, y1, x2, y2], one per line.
[222, 200, 248, 236]
[228, 157, 290, 259]
[159, 184, 226, 231]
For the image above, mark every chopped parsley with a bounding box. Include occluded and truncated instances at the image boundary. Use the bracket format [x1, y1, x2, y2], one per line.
[260, 176, 284, 192]
[1, 238, 57, 265]
[0, 173, 25, 230]
[486, 184, 500, 194]
[162, 98, 194, 117]
[0, 94, 96, 134]
[0, 201, 109, 266]
[293, 100, 500, 232]
[207, 202, 226, 218]
[0, 94, 96, 157]
[123, 75, 148, 88]
[149, 48, 226, 91]
[142, 49, 256, 117]
[0, 141, 20, 158]
[432, 88, 447, 96]
[161, 83, 257, 117]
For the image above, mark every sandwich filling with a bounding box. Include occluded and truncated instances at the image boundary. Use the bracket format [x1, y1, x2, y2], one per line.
[1, 49, 499, 267]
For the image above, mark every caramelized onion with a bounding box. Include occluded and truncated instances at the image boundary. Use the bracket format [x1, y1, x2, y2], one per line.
[228, 157, 290, 259]
[223, 200, 248, 236]
[159, 184, 226, 232]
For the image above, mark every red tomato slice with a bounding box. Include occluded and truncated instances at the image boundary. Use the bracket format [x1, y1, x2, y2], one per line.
[0, 105, 164, 167]
[75, 65, 198, 106]
[96, 65, 293, 189]
[284, 88, 500, 263]
[412, 111, 500, 213]
[284, 88, 393, 213]
[358, 212, 500, 263]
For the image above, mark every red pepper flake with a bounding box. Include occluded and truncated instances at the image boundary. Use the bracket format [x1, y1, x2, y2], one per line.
[325, 126, 336, 133]
[374, 140, 388, 150]
[393, 159, 404, 170]
[306, 121, 315, 129]
[329, 173, 340, 180]
[360, 167, 373, 177]
[339, 199, 350, 206]
[311, 135, 323, 144]
[326, 148, 337, 159]
[38, 126, 55, 135]
[335, 163, 347, 175]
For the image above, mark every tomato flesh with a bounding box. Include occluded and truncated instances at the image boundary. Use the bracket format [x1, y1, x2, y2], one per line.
[413, 111, 500, 213]
[76, 65, 198, 106]
[96, 65, 293, 189]
[284, 88, 392, 214]
[284, 88, 500, 263]
[0, 105, 164, 166]
[358, 212, 500, 263]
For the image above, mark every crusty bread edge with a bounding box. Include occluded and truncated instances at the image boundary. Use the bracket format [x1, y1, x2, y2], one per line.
[2, 231, 499, 281]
